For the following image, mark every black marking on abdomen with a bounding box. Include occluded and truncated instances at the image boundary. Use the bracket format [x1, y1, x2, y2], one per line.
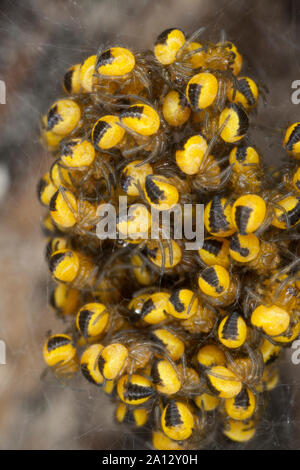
[155, 28, 183, 45]
[164, 401, 183, 427]
[120, 170, 133, 192]
[188, 83, 202, 110]
[151, 360, 163, 385]
[233, 387, 250, 409]
[286, 123, 300, 151]
[49, 289, 56, 310]
[97, 354, 106, 375]
[230, 233, 250, 258]
[37, 177, 47, 201]
[93, 120, 111, 146]
[49, 250, 71, 275]
[47, 335, 71, 352]
[145, 176, 166, 203]
[265, 352, 279, 366]
[121, 105, 144, 120]
[47, 105, 63, 131]
[81, 363, 99, 386]
[235, 146, 248, 163]
[234, 205, 253, 234]
[228, 103, 248, 137]
[221, 311, 239, 340]
[141, 298, 155, 319]
[63, 70, 73, 94]
[201, 267, 223, 293]
[202, 238, 223, 256]
[178, 92, 189, 109]
[169, 290, 185, 313]
[124, 382, 154, 401]
[77, 309, 93, 338]
[238, 79, 256, 106]
[61, 140, 77, 157]
[236, 104, 249, 136]
[150, 332, 166, 350]
[46, 239, 58, 259]
[284, 198, 300, 226]
[97, 49, 114, 69]
[209, 196, 229, 233]
[122, 408, 136, 425]
[49, 190, 59, 212]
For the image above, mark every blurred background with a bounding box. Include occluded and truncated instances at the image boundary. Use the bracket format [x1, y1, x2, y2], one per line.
[0, 0, 300, 450]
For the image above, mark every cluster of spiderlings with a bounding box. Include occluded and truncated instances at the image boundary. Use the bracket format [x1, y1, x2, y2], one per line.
[38, 26, 300, 450]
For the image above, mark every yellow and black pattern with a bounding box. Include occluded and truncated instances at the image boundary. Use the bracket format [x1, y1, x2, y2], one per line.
[37, 26, 300, 450]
